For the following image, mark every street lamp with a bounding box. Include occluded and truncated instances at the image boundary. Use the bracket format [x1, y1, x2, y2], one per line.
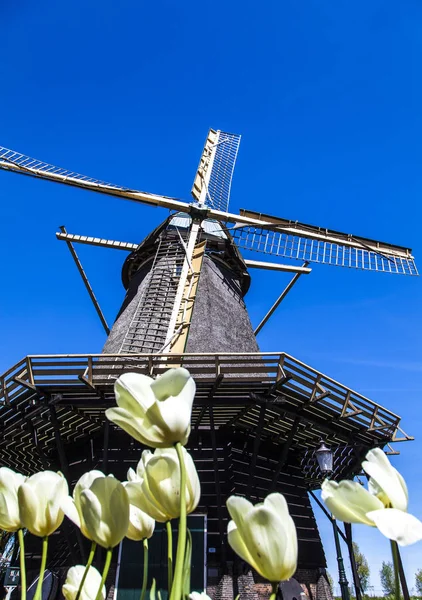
[315, 441, 350, 600]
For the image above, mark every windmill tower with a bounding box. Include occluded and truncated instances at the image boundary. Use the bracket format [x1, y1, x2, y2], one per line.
[0, 131, 416, 600]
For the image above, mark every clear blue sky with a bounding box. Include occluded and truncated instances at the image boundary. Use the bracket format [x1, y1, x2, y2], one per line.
[1, 0, 421, 592]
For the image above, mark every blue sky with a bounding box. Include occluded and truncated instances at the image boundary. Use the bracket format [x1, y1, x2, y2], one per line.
[1, 0, 421, 592]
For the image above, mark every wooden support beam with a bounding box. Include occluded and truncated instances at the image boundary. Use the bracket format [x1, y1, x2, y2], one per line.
[209, 405, 226, 565]
[244, 259, 312, 274]
[270, 416, 300, 492]
[193, 374, 224, 432]
[102, 420, 110, 474]
[25, 419, 50, 469]
[247, 404, 266, 490]
[49, 404, 86, 562]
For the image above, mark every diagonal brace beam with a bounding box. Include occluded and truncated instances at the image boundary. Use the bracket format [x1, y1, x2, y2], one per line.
[254, 262, 309, 335]
[59, 226, 110, 335]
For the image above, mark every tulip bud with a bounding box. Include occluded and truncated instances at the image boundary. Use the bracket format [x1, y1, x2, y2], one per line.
[0, 468, 26, 532]
[62, 565, 105, 600]
[227, 493, 298, 583]
[79, 475, 129, 548]
[62, 470, 105, 541]
[125, 447, 200, 523]
[18, 471, 68, 537]
[106, 368, 195, 448]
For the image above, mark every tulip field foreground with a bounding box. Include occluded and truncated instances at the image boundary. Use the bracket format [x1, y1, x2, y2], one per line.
[0, 368, 420, 600]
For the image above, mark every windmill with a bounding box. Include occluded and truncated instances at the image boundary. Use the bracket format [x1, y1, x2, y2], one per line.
[0, 131, 416, 600]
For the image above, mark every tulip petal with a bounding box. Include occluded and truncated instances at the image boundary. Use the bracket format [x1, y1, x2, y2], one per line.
[115, 373, 155, 413]
[146, 452, 180, 519]
[362, 449, 408, 511]
[80, 489, 104, 546]
[367, 509, 422, 546]
[18, 482, 41, 534]
[227, 520, 255, 566]
[226, 496, 254, 533]
[105, 408, 166, 447]
[125, 481, 168, 522]
[321, 480, 383, 525]
[62, 496, 82, 529]
[109, 483, 130, 547]
[150, 368, 193, 401]
[243, 505, 296, 581]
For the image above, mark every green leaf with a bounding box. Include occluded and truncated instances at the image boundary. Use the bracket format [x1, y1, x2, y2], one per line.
[150, 579, 156, 600]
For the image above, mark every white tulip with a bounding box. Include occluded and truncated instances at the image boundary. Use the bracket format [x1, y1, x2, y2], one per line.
[189, 593, 212, 600]
[78, 475, 130, 548]
[125, 447, 200, 522]
[126, 502, 155, 541]
[322, 448, 422, 546]
[62, 565, 105, 600]
[226, 493, 298, 583]
[62, 470, 104, 541]
[0, 468, 26, 532]
[106, 368, 195, 448]
[18, 471, 68, 537]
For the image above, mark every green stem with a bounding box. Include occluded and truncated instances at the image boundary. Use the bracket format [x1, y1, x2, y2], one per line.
[169, 443, 187, 600]
[390, 540, 401, 600]
[95, 548, 113, 600]
[18, 530, 26, 600]
[269, 582, 278, 600]
[33, 536, 48, 600]
[140, 539, 148, 600]
[76, 542, 97, 600]
[166, 521, 173, 593]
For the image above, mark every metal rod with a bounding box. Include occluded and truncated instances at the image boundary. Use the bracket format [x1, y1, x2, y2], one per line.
[344, 523, 363, 600]
[254, 262, 309, 335]
[59, 226, 110, 335]
[332, 516, 350, 600]
[396, 544, 410, 600]
[309, 491, 348, 544]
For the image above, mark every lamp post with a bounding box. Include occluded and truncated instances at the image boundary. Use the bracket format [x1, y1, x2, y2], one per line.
[315, 441, 350, 600]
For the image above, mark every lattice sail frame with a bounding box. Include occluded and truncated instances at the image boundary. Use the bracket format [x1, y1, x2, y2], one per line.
[0, 138, 417, 276]
[231, 209, 418, 275]
[191, 129, 241, 212]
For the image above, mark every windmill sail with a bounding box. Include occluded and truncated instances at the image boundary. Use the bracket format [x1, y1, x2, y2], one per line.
[191, 129, 241, 212]
[232, 209, 418, 275]
[0, 146, 186, 212]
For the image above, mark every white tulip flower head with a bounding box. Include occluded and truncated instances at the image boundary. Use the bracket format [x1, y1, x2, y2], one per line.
[62, 470, 105, 541]
[18, 471, 69, 537]
[227, 493, 298, 583]
[322, 447, 422, 546]
[122, 483, 155, 541]
[79, 475, 130, 548]
[0, 467, 26, 532]
[125, 447, 200, 522]
[106, 368, 196, 448]
[189, 593, 212, 600]
[62, 565, 105, 600]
